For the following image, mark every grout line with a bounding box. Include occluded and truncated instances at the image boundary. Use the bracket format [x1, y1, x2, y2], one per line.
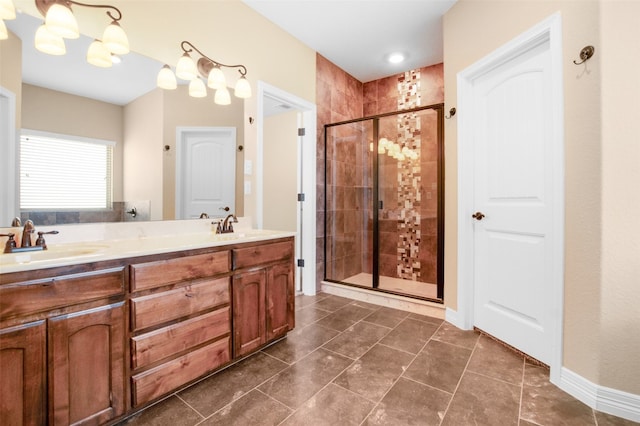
[437, 331, 482, 425]
[174, 393, 206, 421]
[517, 356, 526, 425]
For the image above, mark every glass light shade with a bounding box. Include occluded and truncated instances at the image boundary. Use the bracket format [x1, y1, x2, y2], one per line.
[378, 145, 386, 154]
[379, 137, 389, 148]
[175, 53, 197, 80]
[0, 0, 16, 20]
[45, 3, 79, 39]
[0, 19, 7, 40]
[214, 87, 231, 105]
[34, 24, 66, 55]
[207, 66, 226, 89]
[157, 65, 177, 90]
[397, 153, 406, 161]
[86, 40, 112, 68]
[102, 21, 129, 55]
[189, 78, 207, 98]
[234, 76, 252, 98]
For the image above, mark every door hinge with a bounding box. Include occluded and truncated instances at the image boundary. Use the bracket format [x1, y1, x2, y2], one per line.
[297, 193, 305, 202]
[298, 128, 306, 136]
[297, 259, 305, 267]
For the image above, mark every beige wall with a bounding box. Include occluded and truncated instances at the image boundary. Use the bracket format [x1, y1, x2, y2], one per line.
[444, 0, 639, 395]
[263, 109, 298, 232]
[599, 0, 640, 394]
[0, 30, 22, 129]
[21, 84, 125, 201]
[123, 89, 163, 220]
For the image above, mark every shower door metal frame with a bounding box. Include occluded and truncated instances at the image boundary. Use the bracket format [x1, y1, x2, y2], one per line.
[323, 103, 445, 302]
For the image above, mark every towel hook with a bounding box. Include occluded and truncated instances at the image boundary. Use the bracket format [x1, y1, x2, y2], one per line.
[573, 45, 595, 65]
[445, 107, 456, 119]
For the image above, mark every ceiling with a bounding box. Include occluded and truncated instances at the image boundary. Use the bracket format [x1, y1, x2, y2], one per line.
[242, 0, 457, 83]
[6, 1, 456, 106]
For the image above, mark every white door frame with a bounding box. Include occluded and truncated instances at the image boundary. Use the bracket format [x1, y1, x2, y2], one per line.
[456, 13, 565, 382]
[175, 126, 236, 220]
[256, 81, 317, 296]
[0, 87, 17, 226]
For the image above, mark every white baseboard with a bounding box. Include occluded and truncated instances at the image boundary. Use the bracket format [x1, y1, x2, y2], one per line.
[320, 281, 445, 319]
[445, 307, 467, 329]
[559, 367, 640, 423]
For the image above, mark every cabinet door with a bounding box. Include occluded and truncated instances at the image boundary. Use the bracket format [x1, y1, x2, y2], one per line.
[49, 302, 126, 426]
[232, 270, 266, 357]
[0, 321, 46, 426]
[266, 262, 295, 341]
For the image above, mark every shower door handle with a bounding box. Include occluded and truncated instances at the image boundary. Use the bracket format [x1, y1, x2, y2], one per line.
[472, 212, 485, 221]
[379, 201, 383, 210]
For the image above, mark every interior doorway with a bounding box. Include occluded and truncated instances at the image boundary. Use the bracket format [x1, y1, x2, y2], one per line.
[456, 13, 564, 379]
[256, 82, 317, 296]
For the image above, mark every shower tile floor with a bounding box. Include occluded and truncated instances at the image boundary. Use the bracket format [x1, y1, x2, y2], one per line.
[343, 272, 438, 299]
[121, 293, 637, 426]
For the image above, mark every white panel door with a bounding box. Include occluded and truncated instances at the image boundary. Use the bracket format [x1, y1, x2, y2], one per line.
[178, 127, 235, 219]
[472, 40, 555, 364]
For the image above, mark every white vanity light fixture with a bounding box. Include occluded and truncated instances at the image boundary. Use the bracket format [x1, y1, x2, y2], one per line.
[0, 0, 16, 41]
[0, 0, 16, 20]
[34, 0, 129, 66]
[34, 23, 66, 54]
[86, 38, 112, 67]
[188, 77, 207, 98]
[157, 64, 177, 90]
[158, 40, 252, 104]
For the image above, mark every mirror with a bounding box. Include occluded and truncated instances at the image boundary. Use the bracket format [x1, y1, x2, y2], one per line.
[3, 12, 244, 225]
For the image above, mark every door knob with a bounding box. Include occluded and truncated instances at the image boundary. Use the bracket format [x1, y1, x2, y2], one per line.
[472, 212, 485, 221]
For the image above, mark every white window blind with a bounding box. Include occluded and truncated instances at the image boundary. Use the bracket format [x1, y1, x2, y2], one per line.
[20, 131, 114, 209]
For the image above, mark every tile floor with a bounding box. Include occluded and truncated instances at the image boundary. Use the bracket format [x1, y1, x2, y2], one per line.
[121, 293, 637, 426]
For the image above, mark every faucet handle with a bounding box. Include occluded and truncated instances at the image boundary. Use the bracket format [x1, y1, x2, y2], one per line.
[212, 220, 223, 234]
[35, 230, 59, 250]
[0, 233, 17, 253]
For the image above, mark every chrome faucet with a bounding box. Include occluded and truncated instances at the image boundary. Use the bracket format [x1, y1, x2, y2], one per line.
[214, 214, 238, 234]
[21, 220, 35, 247]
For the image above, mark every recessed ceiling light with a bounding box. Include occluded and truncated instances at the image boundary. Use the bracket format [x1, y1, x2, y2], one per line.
[388, 52, 405, 64]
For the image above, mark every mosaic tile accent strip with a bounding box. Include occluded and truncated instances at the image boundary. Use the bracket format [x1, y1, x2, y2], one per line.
[396, 70, 422, 280]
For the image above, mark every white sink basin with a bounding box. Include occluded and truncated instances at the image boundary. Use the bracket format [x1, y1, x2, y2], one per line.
[0, 244, 108, 266]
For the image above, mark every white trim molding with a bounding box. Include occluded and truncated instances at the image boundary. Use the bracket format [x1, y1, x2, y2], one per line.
[559, 368, 640, 423]
[256, 81, 317, 296]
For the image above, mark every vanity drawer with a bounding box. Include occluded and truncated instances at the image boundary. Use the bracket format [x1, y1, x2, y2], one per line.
[0, 268, 125, 318]
[130, 251, 230, 292]
[131, 306, 230, 369]
[130, 277, 230, 331]
[233, 241, 293, 270]
[132, 336, 230, 406]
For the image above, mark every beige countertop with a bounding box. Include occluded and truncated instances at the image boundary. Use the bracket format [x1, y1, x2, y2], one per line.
[0, 228, 295, 274]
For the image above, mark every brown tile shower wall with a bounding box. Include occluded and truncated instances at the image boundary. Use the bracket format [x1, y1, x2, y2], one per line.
[317, 54, 365, 285]
[316, 53, 443, 288]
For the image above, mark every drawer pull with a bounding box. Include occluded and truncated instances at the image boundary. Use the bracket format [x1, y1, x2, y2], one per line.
[185, 293, 194, 298]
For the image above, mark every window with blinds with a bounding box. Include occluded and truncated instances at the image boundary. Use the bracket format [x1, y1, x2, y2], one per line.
[20, 131, 114, 209]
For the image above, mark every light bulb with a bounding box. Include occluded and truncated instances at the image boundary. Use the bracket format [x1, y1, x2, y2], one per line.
[207, 66, 226, 89]
[102, 20, 129, 55]
[157, 65, 177, 90]
[234, 75, 252, 98]
[176, 52, 197, 80]
[34, 24, 66, 55]
[45, 3, 79, 39]
[189, 78, 207, 98]
[214, 87, 231, 105]
[86, 40, 112, 68]
[0, 0, 16, 20]
[369, 142, 373, 152]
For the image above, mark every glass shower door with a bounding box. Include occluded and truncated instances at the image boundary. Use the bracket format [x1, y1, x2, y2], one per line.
[324, 120, 374, 288]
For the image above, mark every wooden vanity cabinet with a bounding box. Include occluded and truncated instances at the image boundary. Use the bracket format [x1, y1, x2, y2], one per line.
[129, 251, 233, 407]
[0, 266, 126, 426]
[232, 240, 295, 358]
[48, 302, 126, 425]
[0, 320, 47, 426]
